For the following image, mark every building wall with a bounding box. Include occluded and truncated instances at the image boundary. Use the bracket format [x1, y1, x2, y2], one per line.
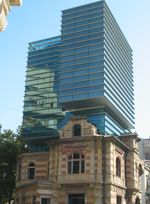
[141, 165, 150, 204]
[143, 138, 150, 161]
[22, 36, 64, 143]
[59, 1, 134, 135]
[60, 1, 105, 106]
[139, 138, 150, 204]
[16, 118, 143, 204]
[23, 1, 134, 137]
[119, 135, 142, 203]
[103, 1, 134, 127]
[17, 152, 49, 184]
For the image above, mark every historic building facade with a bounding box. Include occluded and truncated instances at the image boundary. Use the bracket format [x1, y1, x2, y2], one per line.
[142, 165, 150, 204]
[16, 117, 143, 204]
[139, 138, 150, 203]
[0, 0, 22, 31]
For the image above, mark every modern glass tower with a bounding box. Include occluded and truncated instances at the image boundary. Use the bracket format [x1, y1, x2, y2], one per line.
[22, 0, 134, 145]
[59, 0, 134, 135]
[23, 36, 64, 146]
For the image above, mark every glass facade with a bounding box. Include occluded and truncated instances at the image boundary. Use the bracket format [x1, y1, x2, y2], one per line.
[23, 36, 64, 144]
[60, 1, 105, 106]
[23, 1, 135, 145]
[103, 2, 134, 127]
[59, 1, 134, 135]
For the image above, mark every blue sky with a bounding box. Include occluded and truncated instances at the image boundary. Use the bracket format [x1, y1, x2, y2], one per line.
[0, 0, 150, 138]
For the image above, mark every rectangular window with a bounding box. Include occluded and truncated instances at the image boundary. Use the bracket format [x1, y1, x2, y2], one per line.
[73, 161, 80, 173]
[117, 196, 122, 204]
[50, 103, 53, 108]
[41, 197, 50, 204]
[68, 194, 85, 204]
[18, 163, 21, 181]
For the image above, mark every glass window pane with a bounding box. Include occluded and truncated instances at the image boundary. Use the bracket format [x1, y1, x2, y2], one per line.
[73, 161, 80, 173]
[68, 194, 85, 204]
[41, 198, 50, 204]
[73, 153, 80, 159]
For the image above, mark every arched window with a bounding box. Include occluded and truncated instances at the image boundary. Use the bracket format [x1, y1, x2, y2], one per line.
[117, 195, 122, 204]
[28, 162, 35, 180]
[135, 197, 140, 204]
[68, 153, 84, 174]
[138, 164, 143, 177]
[73, 124, 81, 136]
[116, 157, 121, 177]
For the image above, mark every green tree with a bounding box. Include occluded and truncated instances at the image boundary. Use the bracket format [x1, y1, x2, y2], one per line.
[0, 126, 27, 204]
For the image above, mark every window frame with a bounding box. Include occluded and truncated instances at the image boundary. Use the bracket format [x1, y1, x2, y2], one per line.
[73, 124, 81, 137]
[68, 193, 85, 204]
[27, 162, 35, 180]
[40, 196, 51, 204]
[116, 195, 122, 204]
[116, 157, 121, 177]
[135, 197, 140, 204]
[68, 153, 85, 174]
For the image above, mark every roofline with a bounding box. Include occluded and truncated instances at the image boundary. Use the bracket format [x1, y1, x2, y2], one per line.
[62, 0, 103, 13]
[104, 135, 129, 151]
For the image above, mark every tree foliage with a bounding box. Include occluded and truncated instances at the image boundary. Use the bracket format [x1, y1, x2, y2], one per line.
[0, 126, 26, 203]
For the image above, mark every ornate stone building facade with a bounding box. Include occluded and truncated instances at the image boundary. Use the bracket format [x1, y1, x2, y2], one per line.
[139, 138, 150, 204]
[143, 165, 150, 204]
[16, 117, 143, 204]
[0, 0, 22, 31]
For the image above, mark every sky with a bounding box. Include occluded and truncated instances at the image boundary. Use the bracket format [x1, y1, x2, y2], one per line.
[0, 0, 150, 138]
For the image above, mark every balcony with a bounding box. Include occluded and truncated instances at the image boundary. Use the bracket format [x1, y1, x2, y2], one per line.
[113, 176, 125, 187]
